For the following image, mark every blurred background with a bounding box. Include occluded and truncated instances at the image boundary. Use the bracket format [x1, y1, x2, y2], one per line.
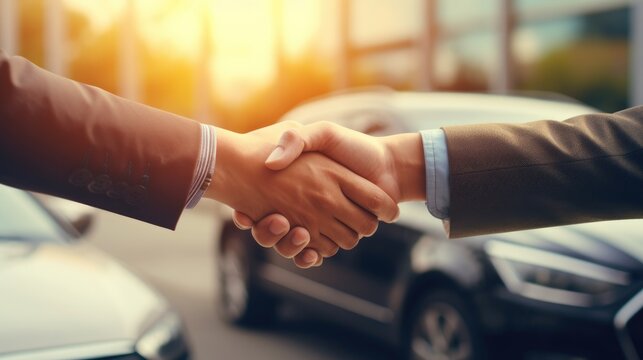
[1, 1, 642, 359]
[2, 0, 641, 132]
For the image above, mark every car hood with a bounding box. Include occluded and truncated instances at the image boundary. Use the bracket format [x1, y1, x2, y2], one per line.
[0, 241, 168, 356]
[397, 203, 643, 272]
[488, 219, 643, 272]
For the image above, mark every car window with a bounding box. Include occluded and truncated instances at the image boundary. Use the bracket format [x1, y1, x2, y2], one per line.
[0, 185, 66, 243]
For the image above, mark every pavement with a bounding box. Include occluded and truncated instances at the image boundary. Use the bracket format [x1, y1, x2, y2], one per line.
[87, 200, 395, 360]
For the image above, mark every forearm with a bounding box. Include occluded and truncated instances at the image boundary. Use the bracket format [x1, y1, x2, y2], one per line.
[443, 108, 643, 237]
[0, 52, 201, 229]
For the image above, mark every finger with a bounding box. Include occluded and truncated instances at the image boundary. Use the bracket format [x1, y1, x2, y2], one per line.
[265, 121, 344, 170]
[322, 217, 364, 250]
[265, 128, 306, 170]
[293, 248, 319, 268]
[333, 200, 379, 239]
[321, 176, 381, 240]
[273, 227, 310, 258]
[232, 210, 253, 230]
[308, 233, 339, 258]
[340, 175, 400, 223]
[249, 214, 291, 248]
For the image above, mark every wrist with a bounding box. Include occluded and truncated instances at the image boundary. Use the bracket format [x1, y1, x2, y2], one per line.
[384, 133, 426, 202]
[204, 129, 268, 209]
[204, 128, 239, 204]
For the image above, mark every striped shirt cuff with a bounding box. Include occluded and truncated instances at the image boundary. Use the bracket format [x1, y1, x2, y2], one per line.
[185, 124, 217, 209]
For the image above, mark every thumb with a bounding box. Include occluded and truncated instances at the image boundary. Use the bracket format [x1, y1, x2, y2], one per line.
[265, 128, 307, 170]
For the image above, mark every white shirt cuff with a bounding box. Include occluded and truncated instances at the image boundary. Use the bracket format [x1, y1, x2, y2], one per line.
[185, 124, 217, 208]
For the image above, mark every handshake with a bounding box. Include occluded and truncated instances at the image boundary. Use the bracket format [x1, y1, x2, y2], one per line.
[205, 121, 426, 269]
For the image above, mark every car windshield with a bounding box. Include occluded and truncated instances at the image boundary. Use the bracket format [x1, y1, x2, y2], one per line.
[0, 185, 65, 243]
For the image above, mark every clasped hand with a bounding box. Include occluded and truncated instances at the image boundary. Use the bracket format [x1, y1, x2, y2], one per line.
[213, 121, 425, 269]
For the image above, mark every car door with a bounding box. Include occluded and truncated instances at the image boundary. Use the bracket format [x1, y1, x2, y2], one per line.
[263, 221, 422, 326]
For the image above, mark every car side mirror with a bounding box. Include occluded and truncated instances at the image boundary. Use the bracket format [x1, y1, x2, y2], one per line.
[56, 201, 96, 238]
[34, 194, 96, 238]
[68, 210, 95, 237]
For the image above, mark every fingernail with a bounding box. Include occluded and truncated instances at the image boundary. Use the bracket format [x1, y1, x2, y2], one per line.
[269, 219, 287, 235]
[292, 232, 308, 246]
[265, 146, 285, 164]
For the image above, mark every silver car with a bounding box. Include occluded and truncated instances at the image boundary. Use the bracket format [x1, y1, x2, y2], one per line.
[0, 185, 190, 360]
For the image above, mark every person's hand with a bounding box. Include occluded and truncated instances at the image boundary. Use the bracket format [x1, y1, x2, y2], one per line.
[232, 212, 321, 267]
[233, 123, 323, 266]
[206, 123, 400, 264]
[233, 121, 426, 268]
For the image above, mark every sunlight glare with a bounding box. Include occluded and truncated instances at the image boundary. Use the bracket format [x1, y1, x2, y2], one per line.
[210, 0, 276, 102]
[282, 0, 320, 57]
[63, 0, 321, 103]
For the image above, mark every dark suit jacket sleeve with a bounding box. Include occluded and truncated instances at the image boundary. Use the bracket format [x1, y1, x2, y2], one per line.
[442, 106, 643, 238]
[0, 52, 201, 230]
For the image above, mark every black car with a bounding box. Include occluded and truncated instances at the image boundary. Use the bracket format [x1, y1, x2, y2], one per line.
[215, 90, 643, 360]
[0, 185, 190, 360]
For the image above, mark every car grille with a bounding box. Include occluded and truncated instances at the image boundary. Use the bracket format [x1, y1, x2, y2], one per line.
[616, 289, 643, 360]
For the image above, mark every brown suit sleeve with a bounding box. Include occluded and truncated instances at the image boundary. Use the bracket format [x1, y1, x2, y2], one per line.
[0, 52, 201, 230]
[442, 106, 643, 238]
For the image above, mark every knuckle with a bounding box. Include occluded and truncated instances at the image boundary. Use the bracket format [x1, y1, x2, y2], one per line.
[318, 120, 334, 129]
[317, 121, 338, 136]
[282, 128, 300, 142]
[313, 191, 335, 211]
[367, 192, 385, 212]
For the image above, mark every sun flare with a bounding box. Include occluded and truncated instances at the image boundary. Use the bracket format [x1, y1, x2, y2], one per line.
[64, 0, 321, 101]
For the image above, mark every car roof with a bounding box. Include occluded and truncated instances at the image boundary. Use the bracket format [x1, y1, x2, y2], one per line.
[392, 92, 598, 128]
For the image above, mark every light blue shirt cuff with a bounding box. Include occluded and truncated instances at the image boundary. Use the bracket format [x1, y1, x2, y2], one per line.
[419, 129, 450, 219]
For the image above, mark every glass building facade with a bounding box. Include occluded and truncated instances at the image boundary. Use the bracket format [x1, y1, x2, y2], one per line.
[343, 0, 640, 112]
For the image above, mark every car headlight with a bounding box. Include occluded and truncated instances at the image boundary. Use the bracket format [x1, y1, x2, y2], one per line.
[486, 241, 631, 307]
[136, 311, 189, 360]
